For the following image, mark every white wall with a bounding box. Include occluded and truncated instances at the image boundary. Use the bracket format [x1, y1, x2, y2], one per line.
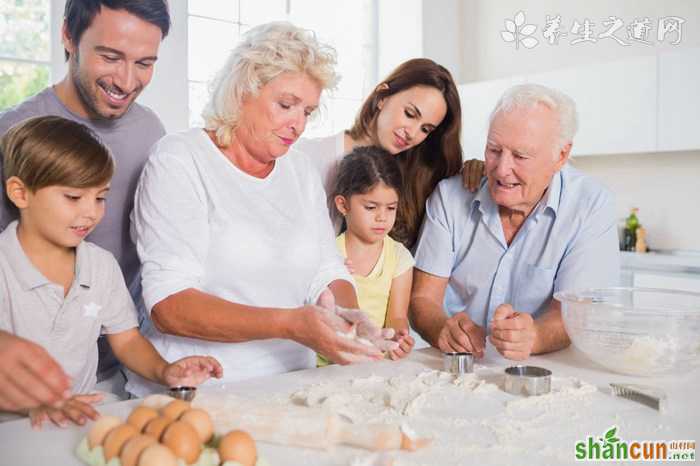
[423, 0, 700, 251]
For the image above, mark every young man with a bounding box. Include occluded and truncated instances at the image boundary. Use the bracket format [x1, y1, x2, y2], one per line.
[0, 0, 170, 390]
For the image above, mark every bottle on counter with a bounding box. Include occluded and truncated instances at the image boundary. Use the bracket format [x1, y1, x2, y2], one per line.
[635, 226, 648, 253]
[622, 208, 640, 252]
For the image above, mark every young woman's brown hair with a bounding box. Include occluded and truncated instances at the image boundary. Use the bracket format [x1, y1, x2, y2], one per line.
[347, 58, 463, 248]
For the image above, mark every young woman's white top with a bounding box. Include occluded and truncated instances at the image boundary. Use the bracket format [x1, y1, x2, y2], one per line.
[126, 128, 352, 396]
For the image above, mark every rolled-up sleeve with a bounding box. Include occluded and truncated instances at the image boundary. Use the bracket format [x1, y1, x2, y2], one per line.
[555, 189, 621, 293]
[132, 143, 209, 313]
[413, 180, 456, 278]
[305, 162, 354, 304]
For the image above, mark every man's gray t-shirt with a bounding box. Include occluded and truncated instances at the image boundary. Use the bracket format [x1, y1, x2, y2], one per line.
[0, 87, 165, 300]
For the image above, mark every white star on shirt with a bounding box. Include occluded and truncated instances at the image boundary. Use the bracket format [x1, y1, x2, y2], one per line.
[83, 302, 102, 318]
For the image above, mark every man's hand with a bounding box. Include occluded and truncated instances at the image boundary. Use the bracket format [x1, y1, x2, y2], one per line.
[162, 356, 223, 387]
[437, 312, 485, 358]
[28, 393, 103, 429]
[0, 331, 71, 412]
[489, 304, 536, 360]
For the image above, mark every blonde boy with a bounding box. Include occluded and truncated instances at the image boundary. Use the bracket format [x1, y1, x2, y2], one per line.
[0, 116, 222, 427]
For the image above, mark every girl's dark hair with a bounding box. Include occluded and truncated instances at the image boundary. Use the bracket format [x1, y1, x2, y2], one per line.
[347, 58, 463, 248]
[63, 0, 170, 60]
[332, 146, 402, 230]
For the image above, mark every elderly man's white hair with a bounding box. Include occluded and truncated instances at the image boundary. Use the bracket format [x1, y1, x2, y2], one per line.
[489, 83, 579, 152]
[203, 21, 338, 147]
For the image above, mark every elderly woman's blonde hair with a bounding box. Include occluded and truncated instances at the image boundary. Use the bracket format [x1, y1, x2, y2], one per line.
[203, 21, 338, 147]
[489, 83, 578, 155]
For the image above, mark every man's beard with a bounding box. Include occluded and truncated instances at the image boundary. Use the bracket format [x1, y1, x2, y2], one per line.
[70, 51, 133, 121]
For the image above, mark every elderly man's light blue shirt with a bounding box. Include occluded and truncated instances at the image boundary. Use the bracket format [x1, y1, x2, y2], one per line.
[414, 164, 620, 328]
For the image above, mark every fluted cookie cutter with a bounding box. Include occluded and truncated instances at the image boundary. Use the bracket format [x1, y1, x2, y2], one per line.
[443, 352, 474, 374]
[504, 365, 552, 396]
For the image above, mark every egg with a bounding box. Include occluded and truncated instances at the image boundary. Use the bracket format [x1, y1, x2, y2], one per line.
[161, 420, 202, 464]
[137, 443, 178, 466]
[120, 434, 157, 466]
[87, 415, 122, 449]
[218, 430, 257, 466]
[103, 423, 138, 461]
[161, 399, 191, 420]
[127, 406, 159, 432]
[143, 416, 172, 441]
[180, 409, 213, 443]
[141, 394, 174, 410]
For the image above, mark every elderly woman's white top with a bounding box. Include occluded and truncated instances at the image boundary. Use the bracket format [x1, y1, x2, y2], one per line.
[126, 128, 352, 396]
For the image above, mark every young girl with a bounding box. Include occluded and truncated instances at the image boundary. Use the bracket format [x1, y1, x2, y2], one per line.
[324, 146, 415, 364]
[0, 116, 222, 427]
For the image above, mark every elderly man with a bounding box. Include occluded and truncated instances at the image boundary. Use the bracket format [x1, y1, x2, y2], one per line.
[410, 83, 619, 360]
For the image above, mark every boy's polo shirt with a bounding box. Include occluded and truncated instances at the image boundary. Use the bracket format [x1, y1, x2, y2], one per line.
[0, 221, 138, 394]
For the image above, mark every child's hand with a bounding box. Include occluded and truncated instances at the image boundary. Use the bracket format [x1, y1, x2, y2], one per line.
[29, 393, 103, 429]
[162, 356, 223, 387]
[388, 329, 414, 360]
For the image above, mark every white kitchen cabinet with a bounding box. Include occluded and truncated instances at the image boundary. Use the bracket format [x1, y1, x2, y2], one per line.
[657, 46, 700, 152]
[458, 48, 700, 159]
[526, 56, 657, 157]
[458, 75, 526, 160]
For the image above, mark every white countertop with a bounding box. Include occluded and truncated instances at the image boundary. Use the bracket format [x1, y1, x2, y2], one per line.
[1, 346, 697, 466]
[621, 250, 700, 274]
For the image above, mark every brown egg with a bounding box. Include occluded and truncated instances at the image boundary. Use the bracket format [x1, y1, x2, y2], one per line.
[103, 423, 138, 461]
[143, 416, 172, 441]
[161, 420, 202, 464]
[161, 399, 191, 420]
[180, 409, 213, 443]
[120, 434, 157, 466]
[218, 430, 257, 466]
[137, 443, 178, 466]
[140, 394, 174, 410]
[127, 406, 159, 432]
[87, 415, 122, 449]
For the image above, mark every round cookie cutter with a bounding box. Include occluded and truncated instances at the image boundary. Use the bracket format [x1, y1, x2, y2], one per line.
[167, 386, 197, 401]
[443, 352, 474, 374]
[504, 366, 552, 396]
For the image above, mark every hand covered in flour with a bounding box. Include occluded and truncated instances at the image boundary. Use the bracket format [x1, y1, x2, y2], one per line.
[489, 304, 536, 360]
[313, 289, 399, 360]
[437, 311, 485, 358]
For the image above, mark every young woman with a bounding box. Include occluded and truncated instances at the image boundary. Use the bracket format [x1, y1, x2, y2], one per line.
[295, 58, 464, 249]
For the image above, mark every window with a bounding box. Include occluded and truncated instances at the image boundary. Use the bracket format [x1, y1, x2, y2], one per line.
[0, 0, 51, 110]
[187, 0, 377, 137]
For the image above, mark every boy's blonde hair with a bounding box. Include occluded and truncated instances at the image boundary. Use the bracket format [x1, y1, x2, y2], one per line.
[1, 116, 114, 210]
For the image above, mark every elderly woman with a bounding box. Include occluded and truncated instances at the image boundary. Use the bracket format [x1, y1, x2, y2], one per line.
[126, 23, 394, 395]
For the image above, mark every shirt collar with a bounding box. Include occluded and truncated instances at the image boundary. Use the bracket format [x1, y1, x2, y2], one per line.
[0, 221, 91, 291]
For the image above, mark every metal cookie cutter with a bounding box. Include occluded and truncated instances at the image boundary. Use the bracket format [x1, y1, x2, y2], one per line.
[167, 386, 197, 402]
[504, 366, 552, 396]
[443, 352, 474, 374]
